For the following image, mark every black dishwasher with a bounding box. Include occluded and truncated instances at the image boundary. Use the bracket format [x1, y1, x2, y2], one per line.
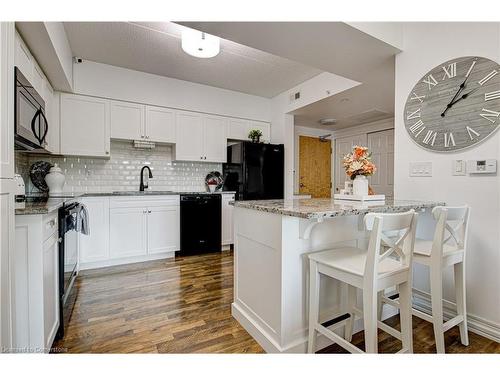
[179, 194, 221, 255]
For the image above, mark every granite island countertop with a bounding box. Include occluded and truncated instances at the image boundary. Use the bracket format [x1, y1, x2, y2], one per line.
[231, 198, 445, 219]
[15, 190, 237, 215]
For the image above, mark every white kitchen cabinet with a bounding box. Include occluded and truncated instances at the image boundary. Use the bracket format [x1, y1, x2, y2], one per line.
[175, 112, 227, 162]
[222, 193, 235, 246]
[13, 212, 60, 351]
[110, 100, 144, 141]
[60, 93, 110, 157]
[42, 232, 59, 349]
[79, 197, 110, 264]
[147, 205, 180, 254]
[204, 115, 227, 163]
[14, 31, 33, 83]
[31, 61, 45, 97]
[145, 105, 176, 143]
[227, 118, 271, 143]
[109, 207, 147, 259]
[175, 111, 204, 161]
[1, 23, 15, 179]
[44, 82, 60, 154]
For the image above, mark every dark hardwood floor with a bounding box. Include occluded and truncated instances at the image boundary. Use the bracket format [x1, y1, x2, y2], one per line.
[53, 252, 499, 354]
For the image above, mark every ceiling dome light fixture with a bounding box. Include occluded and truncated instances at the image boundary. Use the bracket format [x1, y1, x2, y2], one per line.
[181, 28, 220, 58]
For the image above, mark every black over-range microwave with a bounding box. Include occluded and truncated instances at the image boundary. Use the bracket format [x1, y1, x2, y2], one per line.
[14, 67, 50, 152]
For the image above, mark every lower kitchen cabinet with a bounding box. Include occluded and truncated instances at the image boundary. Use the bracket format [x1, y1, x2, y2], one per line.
[222, 193, 235, 247]
[80, 196, 180, 269]
[13, 212, 60, 351]
[109, 207, 147, 259]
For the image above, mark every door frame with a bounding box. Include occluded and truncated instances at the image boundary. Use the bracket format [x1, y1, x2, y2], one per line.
[294, 128, 334, 196]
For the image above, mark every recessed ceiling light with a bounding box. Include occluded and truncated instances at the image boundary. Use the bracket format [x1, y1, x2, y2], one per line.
[319, 118, 337, 126]
[181, 28, 220, 58]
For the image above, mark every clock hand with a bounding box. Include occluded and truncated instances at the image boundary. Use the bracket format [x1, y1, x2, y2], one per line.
[449, 86, 481, 106]
[441, 62, 477, 117]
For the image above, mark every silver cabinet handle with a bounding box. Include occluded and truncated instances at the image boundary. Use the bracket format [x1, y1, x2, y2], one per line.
[148, 210, 152, 213]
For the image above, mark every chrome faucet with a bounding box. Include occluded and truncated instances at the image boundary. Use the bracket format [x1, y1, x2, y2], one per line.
[140, 166, 153, 191]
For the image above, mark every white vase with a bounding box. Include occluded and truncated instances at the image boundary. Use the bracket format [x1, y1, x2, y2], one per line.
[352, 175, 368, 196]
[45, 163, 66, 196]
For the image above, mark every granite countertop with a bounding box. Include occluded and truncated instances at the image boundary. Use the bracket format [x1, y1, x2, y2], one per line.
[15, 190, 237, 215]
[231, 198, 445, 219]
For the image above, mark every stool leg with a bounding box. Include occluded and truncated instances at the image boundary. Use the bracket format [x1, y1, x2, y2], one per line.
[454, 261, 469, 346]
[308, 260, 320, 353]
[398, 281, 413, 353]
[344, 285, 357, 342]
[362, 289, 378, 353]
[430, 265, 445, 353]
[377, 290, 384, 321]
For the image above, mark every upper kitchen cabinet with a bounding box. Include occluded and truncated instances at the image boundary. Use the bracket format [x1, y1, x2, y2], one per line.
[44, 82, 60, 154]
[145, 105, 176, 143]
[60, 93, 110, 157]
[14, 31, 33, 83]
[227, 118, 271, 143]
[110, 100, 144, 141]
[175, 111, 227, 163]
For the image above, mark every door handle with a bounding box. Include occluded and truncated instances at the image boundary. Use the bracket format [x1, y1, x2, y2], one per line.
[31, 109, 49, 145]
[299, 183, 305, 188]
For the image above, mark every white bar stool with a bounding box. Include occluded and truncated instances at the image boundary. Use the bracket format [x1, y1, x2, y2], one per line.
[410, 206, 470, 353]
[307, 210, 418, 353]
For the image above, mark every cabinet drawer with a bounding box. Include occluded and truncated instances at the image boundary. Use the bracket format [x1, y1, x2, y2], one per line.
[43, 212, 58, 243]
[110, 195, 180, 209]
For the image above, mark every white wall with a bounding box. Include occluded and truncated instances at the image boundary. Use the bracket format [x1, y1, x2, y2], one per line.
[73, 60, 271, 122]
[395, 23, 500, 331]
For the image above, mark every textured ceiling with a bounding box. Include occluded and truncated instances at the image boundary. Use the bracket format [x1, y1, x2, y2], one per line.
[63, 22, 322, 98]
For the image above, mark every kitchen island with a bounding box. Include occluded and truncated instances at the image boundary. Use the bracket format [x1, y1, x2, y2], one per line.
[231, 198, 444, 353]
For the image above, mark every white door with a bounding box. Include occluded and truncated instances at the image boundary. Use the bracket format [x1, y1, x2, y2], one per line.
[227, 118, 248, 140]
[79, 198, 110, 264]
[204, 115, 227, 162]
[60, 94, 110, 157]
[1, 23, 15, 179]
[145, 106, 176, 143]
[109, 207, 147, 258]
[367, 129, 394, 198]
[175, 111, 204, 161]
[334, 134, 367, 193]
[147, 206, 180, 254]
[110, 101, 144, 141]
[42, 233, 59, 348]
[222, 194, 235, 245]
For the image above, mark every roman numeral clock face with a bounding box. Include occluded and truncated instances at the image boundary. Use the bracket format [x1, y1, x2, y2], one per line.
[404, 56, 500, 152]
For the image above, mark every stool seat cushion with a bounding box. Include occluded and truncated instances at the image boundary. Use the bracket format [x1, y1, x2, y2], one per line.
[413, 238, 462, 257]
[309, 247, 407, 277]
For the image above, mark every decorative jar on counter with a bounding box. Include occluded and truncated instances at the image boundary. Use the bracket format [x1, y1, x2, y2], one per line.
[45, 164, 66, 196]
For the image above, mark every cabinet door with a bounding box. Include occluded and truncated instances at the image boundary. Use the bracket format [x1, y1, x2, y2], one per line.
[31, 62, 45, 97]
[60, 94, 110, 157]
[203, 115, 227, 163]
[147, 206, 180, 254]
[110, 101, 144, 141]
[248, 121, 271, 143]
[14, 32, 32, 83]
[227, 118, 248, 140]
[222, 194, 235, 245]
[44, 82, 60, 154]
[109, 207, 147, 259]
[145, 106, 176, 143]
[42, 233, 59, 349]
[79, 198, 110, 264]
[175, 111, 204, 161]
[1, 23, 15, 179]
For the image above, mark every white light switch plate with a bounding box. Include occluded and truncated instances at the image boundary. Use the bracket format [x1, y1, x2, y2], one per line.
[452, 160, 466, 176]
[409, 162, 432, 177]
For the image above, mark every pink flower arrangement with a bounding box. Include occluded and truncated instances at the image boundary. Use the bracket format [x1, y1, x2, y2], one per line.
[342, 145, 377, 180]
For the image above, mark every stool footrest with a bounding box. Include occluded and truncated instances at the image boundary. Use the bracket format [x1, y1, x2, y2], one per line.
[443, 315, 464, 332]
[321, 313, 351, 329]
[315, 323, 364, 354]
[377, 321, 402, 341]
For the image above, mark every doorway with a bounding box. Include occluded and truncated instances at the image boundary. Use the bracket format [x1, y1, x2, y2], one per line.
[298, 136, 332, 198]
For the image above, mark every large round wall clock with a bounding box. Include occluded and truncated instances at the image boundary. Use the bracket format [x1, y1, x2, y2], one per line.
[404, 56, 500, 152]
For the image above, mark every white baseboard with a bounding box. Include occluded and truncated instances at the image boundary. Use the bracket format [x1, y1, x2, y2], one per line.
[412, 289, 500, 343]
[79, 251, 175, 271]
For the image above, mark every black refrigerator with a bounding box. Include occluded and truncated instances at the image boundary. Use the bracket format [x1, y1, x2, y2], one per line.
[222, 141, 284, 201]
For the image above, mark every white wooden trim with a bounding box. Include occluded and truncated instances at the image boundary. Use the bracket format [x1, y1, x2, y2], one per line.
[79, 251, 175, 271]
[332, 118, 394, 139]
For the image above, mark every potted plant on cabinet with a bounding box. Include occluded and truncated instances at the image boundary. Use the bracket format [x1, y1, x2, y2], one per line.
[342, 145, 377, 196]
[248, 129, 263, 143]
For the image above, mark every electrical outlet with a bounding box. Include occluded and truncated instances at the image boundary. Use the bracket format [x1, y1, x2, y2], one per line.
[409, 162, 432, 177]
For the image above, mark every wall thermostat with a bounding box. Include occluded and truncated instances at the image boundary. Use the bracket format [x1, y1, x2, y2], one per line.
[467, 159, 497, 174]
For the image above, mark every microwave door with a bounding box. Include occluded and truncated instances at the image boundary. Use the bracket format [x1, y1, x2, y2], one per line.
[17, 89, 41, 145]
